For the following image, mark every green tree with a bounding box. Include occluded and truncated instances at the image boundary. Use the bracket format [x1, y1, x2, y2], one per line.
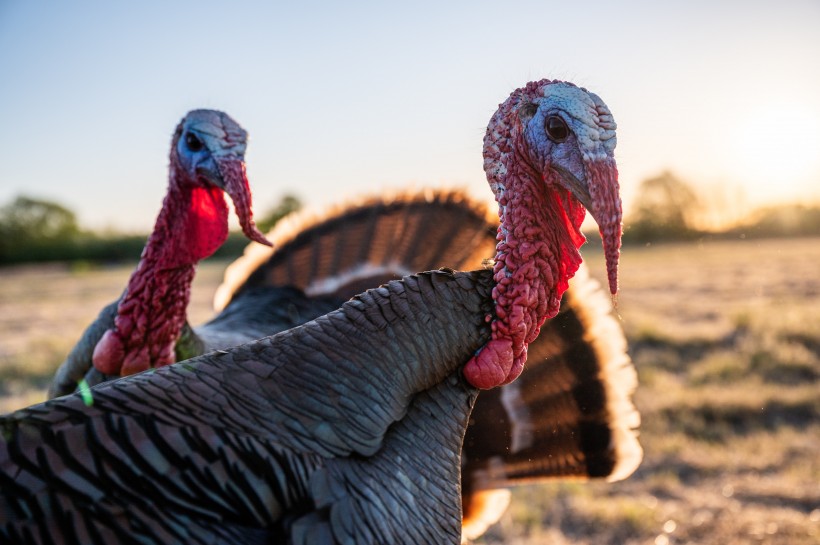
[626, 172, 703, 243]
[742, 204, 820, 237]
[0, 196, 82, 263]
[0, 196, 80, 241]
[256, 194, 302, 233]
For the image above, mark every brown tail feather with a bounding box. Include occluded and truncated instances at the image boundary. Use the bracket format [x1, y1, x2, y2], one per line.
[214, 189, 640, 539]
[214, 189, 497, 310]
[462, 265, 641, 536]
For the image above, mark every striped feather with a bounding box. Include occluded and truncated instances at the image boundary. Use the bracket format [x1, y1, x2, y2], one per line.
[3, 270, 495, 544]
[37, 188, 639, 541]
[212, 189, 641, 539]
[214, 189, 497, 309]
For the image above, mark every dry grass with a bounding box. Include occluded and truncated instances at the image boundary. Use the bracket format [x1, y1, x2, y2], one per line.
[1, 237, 819, 543]
[0, 260, 224, 412]
[477, 237, 820, 545]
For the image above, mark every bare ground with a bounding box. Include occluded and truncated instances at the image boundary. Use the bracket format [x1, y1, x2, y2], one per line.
[1, 237, 818, 544]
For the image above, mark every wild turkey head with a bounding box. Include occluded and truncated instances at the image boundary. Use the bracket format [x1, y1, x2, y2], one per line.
[165, 110, 271, 266]
[91, 110, 270, 377]
[465, 80, 623, 389]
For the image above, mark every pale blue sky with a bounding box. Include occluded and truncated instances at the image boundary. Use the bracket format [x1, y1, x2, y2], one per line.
[1, 0, 818, 231]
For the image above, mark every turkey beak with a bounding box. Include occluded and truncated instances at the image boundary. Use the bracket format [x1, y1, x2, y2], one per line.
[582, 157, 622, 295]
[195, 158, 224, 189]
[215, 156, 273, 247]
[553, 164, 593, 211]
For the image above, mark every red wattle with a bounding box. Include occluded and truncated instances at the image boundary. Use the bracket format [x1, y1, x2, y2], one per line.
[464, 178, 586, 390]
[463, 339, 515, 389]
[467, 79, 604, 390]
[183, 185, 230, 263]
[92, 329, 125, 375]
[92, 173, 214, 377]
[88, 112, 266, 381]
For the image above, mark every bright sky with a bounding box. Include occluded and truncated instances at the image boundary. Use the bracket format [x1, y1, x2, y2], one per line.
[1, 0, 818, 232]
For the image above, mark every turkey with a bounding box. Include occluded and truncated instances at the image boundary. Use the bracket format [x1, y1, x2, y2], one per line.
[1, 272, 636, 545]
[2, 78, 636, 542]
[1, 269, 495, 544]
[213, 190, 640, 539]
[52, 79, 622, 398]
[49, 186, 640, 539]
[48, 109, 272, 397]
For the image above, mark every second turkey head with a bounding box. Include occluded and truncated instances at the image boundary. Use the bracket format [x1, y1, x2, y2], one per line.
[465, 79, 623, 389]
[166, 109, 271, 266]
[92, 110, 271, 378]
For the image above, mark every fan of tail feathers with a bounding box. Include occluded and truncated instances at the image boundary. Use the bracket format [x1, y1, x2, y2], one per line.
[213, 188, 642, 540]
[214, 188, 499, 309]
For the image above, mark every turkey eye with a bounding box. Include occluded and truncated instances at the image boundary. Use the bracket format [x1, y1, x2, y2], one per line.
[546, 115, 569, 143]
[185, 132, 204, 152]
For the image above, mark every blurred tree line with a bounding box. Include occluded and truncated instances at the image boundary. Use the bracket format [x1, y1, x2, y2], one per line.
[624, 172, 703, 243]
[0, 194, 302, 265]
[2, 176, 820, 264]
[623, 171, 820, 244]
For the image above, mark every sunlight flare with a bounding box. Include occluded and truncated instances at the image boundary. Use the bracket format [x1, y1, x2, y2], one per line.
[729, 107, 820, 200]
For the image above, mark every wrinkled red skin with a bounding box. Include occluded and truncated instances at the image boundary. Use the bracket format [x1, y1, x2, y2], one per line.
[462, 170, 587, 389]
[463, 79, 622, 390]
[587, 158, 622, 295]
[219, 158, 270, 247]
[92, 183, 228, 376]
[92, 149, 269, 377]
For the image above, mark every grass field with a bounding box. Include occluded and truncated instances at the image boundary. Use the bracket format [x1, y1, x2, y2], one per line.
[1, 238, 818, 544]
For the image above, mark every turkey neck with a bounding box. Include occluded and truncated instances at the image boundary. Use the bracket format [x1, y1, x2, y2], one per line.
[494, 161, 579, 333]
[464, 158, 584, 389]
[112, 178, 229, 373]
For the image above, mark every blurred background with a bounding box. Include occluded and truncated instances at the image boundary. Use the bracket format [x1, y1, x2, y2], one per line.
[1, 1, 818, 544]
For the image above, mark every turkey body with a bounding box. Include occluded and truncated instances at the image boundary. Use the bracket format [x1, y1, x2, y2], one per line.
[1, 270, 493, 544]
[41, 189, 639, 541]
[210, 190, 641, 537]
[48, 109, 271, 397]
[29, 79, 640, 541]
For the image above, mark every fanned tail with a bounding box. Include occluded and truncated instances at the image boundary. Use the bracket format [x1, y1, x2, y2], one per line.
[214, 189, 498, 310]
[213, 188, 640, 540]
[461, 264, 641, 539]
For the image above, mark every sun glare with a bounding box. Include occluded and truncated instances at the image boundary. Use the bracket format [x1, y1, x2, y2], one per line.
[729, 107, 820, 202]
